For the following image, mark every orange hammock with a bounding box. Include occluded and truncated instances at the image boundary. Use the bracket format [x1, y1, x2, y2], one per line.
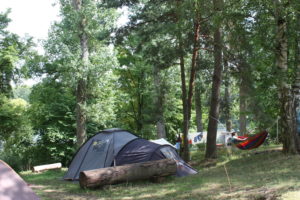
[232, 130, 268, 150]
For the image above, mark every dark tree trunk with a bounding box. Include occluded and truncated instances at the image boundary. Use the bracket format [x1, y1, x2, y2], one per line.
[223, 58, 232, 132]
[176, 0, 201, 161]
[195, 63, 203, 132]
[239, 79, 247, 135]
[182, 12, 201, 162]
[293, 12, 300, 151]
[205, 0, 223, 159]
[153, 66, 166, 138]
[179, 41, 189, 160]
[274, 1, 299, 154]
[136, 79, 144, 133]
[175, 0, 188, 159]
[73, 0, 89, 148]
[76, 79, 87, 148]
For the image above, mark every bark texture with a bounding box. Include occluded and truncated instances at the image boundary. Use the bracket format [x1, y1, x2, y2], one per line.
[73, 0, 89, 147]
[79, 159, 176, 188]
[223, 58, 232, 132]
[275, 1, 299, 154]
[153, 66, 166, 138]
[293, 12, 300, 151]
[239, 77, 247, 135]
[205, 0, 223, 159]
[195, 66, 203, 132]
[176, 0, 201, 161]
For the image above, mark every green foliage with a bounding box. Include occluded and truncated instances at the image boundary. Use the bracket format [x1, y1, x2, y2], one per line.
[0, 96, 32, 141]
[13, 85, 32, 102]
[28, 79, 76, 165]
[0, 10, 36, 96]
[0, 95, 34, 171]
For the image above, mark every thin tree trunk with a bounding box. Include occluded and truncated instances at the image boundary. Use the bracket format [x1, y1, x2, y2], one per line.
[274, 1, 298, 154]
[153, 66, 166, 138]
[73, 0, 89, 148]
[205, 0, 223, 159]
[182, 10, 201, 162]
[239, 79, 247, 135]
[179, 40, 189, 160]
[137, 91, 143, 133]
[223, 58, 232, 132]
[176, 0, 201, 161]
[195, 64, 203, 132]
[76, 79, 87, 147]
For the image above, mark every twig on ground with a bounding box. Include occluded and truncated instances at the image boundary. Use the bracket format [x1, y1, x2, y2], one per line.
[223, 164, 232, 193]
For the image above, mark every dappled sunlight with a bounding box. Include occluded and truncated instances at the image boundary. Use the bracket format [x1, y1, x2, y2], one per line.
[20, 148, 300, 200]
[281, 190, 300, 200]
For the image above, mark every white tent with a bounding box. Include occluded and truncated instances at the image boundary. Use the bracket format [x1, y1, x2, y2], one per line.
[150, 138, 175, 148]
[188, 130, 232, 145]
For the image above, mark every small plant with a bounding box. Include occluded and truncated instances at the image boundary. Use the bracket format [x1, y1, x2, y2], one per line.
[196, 143, 206, 151]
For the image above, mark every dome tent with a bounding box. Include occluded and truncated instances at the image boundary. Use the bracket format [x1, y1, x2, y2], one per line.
[64, 129, 197, 180]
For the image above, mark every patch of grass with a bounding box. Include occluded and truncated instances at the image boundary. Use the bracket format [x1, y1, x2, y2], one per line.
[21, 145, 300, 200]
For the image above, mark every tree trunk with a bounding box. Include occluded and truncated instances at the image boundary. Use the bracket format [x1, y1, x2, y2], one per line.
[79, 159, 177, 188]
[156, 120, 166, 138]
[76, 79, 87, 148]
[223, 58, 232, 132]
[274, 1, 299, 154]
[205, 0, 223, 159]
[292, 12, 300, 151]
[179, 41, 189, 160]
[153, 66, 166, 138]
[181, 11, 201, 162]
[239, 79, 247, 135]
[176, 0, 201, 161]
[195, 65, 203, 132]
[136, 81, 144, 133]
[73, 0, 89, 148]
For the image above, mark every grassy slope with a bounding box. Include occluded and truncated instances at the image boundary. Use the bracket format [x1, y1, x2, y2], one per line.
[22, 145, 300, 200]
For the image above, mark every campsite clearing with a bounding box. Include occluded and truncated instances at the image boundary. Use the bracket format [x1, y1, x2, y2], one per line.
[22, 145, 300, 200]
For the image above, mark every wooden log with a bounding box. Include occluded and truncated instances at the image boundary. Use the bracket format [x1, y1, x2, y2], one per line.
[32, 163, 62, 173]
[79, 159, 177, 188]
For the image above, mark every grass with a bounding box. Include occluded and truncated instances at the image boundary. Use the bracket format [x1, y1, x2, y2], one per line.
[21, 144, 300, 200]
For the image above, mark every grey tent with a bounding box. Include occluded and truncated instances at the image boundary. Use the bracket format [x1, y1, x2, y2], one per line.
[64, 129, 197, 180]
[0, 160, 40, 200]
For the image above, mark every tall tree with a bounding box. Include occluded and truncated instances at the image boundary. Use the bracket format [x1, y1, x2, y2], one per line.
[153, 65, 167, 138]
[177, 0, 201, 161]
[72, 0, 89, 147]
[47, 0, 118, 148]
[195, 59, 204, 132]
[294, 9, 300, 136]
[205, 0, 223, 159]
[238, 56, 252, 135]
[274, 0, 299, 154]
[223, 56, 231, 132]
